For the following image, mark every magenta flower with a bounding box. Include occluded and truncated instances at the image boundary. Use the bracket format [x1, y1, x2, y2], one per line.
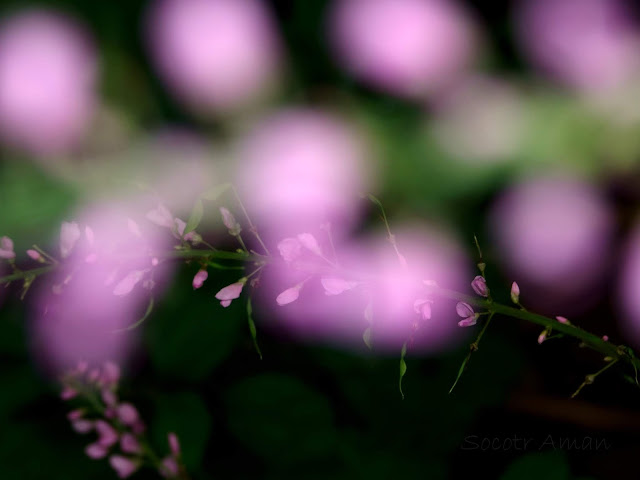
[120, 433, 141, 454]
[95, 420, 118, 448]
[168, 432, 181, 456]
[538, 330, 547, 344]
[101, 388, 117, 408]
[71, 419, 94, 434]
[101, 361, 120, 386]
[85, 442, 108, 459]
[456, 301, 477, 327]
[0, 236, 15, 259]
[60, 385, 77, 400]
[510, 281, 520, 304]
[413, 299, 432, 321]
[297, 233, 322, 256]
[277, 237, 302, 263]
[471, 275, 489, 297]
[112, 270, 146, 296]
[192, 269, 208, 289]
[26, 249, 43, 262]
[160, 456, 179, 478]
[215, 280, 245, 307]
[220, 207, 241, 236]
[60, 222, 81, 258]
[109, 455, 140, 479]
[320, 277, 359, 296]
[116, 403, 140, 426]
[556, 316, 569, 324]
[276, 284, 303, 306]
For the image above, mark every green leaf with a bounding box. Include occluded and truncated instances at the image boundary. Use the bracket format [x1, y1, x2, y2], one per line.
[399, 342, 408, 399]
[200, 183, 231, 202]
[184, 199, 203, 235]
[449, 352, 472, 394]
[246, 298, 263, 360]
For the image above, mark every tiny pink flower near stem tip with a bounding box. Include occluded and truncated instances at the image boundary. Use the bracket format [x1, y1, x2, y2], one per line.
[26, 249, 43, 262]
[160, 456, 179, 478]
[71, 419, 94, 434]
[556, 316, 569, 324]
[193, 269, 208, 290]
[0, 236, 16, 259]
[456, 302, 477, 327]
[510, 281, 520, 304]
[85, 442, 108, 459]
[95, 420, 119, 448]
[120, 433, 142, 454]
[117, 403, 140, 426]
[297, 233, 322, 256]
[538, 330, 547, 344]
[276, 284, 303, 306]
[220, 207, 241, 235]
[215, 280, 246, 307]
[277, 237, 302, 263]
[109, 455, 140, 479]
[60, 222, 81, 258]
[60, 385, 78, 400]
[471, 275, 489, 297]
[602, 335, 609, 342]
[168, 432, 181, 456]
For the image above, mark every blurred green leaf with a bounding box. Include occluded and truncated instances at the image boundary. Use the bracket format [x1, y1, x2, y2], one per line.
[201, 183, 231, 202]
[184, 199, 203, 235]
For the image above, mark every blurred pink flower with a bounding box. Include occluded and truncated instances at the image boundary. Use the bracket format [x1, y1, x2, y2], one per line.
[109, 455, 139, 479]
[192, 269, 208, 290]
[26, 249, 43, 261]
[119, 433, 141, 454]
[160, 457, 179, 478]
[556, 316, 569, 324]
[215, 281, 245, 307]
[537, 330, 548, 344]
[60, 221, 81, 258]
[276, 284, 303, 306]
[95, 420, 118, 448]
[514, 0, 640, 91]
[0, 236, 15, 259]
[297, 233, 322, 256]
[168, 432, 181, 457]
[116, 403, 140, 426]
[236, 108, 374, 240]
[413, 299, 432, 321]
[321, 277, 360, 296]
[277, 237, 303, 263]
[145, 0, 282, 114]
[85, 443, 108, 459]
[220, 207, 241, 235]
[0, 10, 97, 156]
[328, 0, 478, 98]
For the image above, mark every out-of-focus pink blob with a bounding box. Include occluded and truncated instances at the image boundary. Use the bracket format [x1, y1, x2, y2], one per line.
[258, 225, 469, 354]
[514, 0, 640, 91]
[490, 177, 613, 298]
[618, 222, 640, 347]
[235, 108, 374, 242]
[0, 10, 97, 156]
[327, 0, 477, 98]
[145, 0, 282, 114]
[431, 75, 527, 164]
[30, 203, 173, 376]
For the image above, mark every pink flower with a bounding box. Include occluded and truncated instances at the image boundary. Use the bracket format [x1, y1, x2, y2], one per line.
[174, 217, 197, 241]
[277, 237, 302, 263]
[102, 361, 121, 386]
[85, 226, 95, 245]
[0, 236, 15, 259]
[101, 388, 118, 407]
[120, 433, 141, 454]
[168, 432, 181, 456]
[85, 442, 108, 459]
[215, 280, 245, 307]
[26, 249, 43, 261]
[109, 455, 140, 479]
[538, 330, 547, 344]
[556, 316, 569, 324]
[471, 275, 489, 297]
[510, 281, 520, 304]
[112, 270, 146, 296]
[146, 204, 174, 228]
[60, 222, 81, 258]
[456, 301, 477, 327]
[297, 233, 322, 256]
[220, 207, 241, 235]
[320, 277, 359, 296]
[60, 385, 77, 400]
[276, 284, 302, 306]
[67, 409, 84, 421]
[160, 456, 179, 478]
[71, 419, 94, 434]
[95, 420, 119, 448]
[602, 335, 609, 342]
[413, 299, 432, 321]
[117, 403, 140, 426]
[192, 269, 208, 289]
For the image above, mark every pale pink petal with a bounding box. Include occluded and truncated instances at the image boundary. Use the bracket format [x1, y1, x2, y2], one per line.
[276, 285, 301, 306]
[168, 432, 181, 456]
[85, 442, 108, 459]
[215, 282, 245, 307]
[455, 301, 474, 318]
[95, 420, 118, 448]
[320, 277, 359, 295]
[277, 237, 302, 263]
[116, 403, 140, 426]
[109, 455, 140, 479]
[60, 222, 81, 258]
[297, 233, 322, 256]
[146, 204, 174, 228]
[120, 433, 141, 454]
[192, 269, 208, 290]
[458, 317, 477, 327]
[112, 270, 146, 296]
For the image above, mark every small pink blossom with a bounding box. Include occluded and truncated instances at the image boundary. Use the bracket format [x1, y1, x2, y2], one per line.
[192, 269, 208, 290]
[102, 361, 120, 386]
[556, 316, 569, 324]
[413, 299, 432, 321]
[60, 386, 77, 400]
[146, 204, 174, 228]
[174, 217, 197, 241]
[112, 270, 146, 296]
[85, 442, 108, 459]
[67, 409, 84, 421]
[277, 237, 302, 263]
[101, 388, 118, 407]
[297, 233, 322, 256]
[117, 403, 140, 426]
[215, 281, 245, 307]
[456, 301, 477, 327]
[276, 284, 303, 306]
[71, 419, 94, 434]
[510, 281, 520, 304]
[95, 420, 119, 448]
[120, 433, 141, 454]
[320, 277, 359, 295]
[538, 330, 547, 344]
[458, 317, 478, 327]
[168, 432, 181, 457]
[109, 455, 140, 479]
[0, 236, 16, 259]
[471, 275, 489, 297]
[160, 456, 179, 478]
[26, 249, 43, 261]
[220, 207, 241, 235]
[602, 335, 609, 342]
[60, 222, 81, 258]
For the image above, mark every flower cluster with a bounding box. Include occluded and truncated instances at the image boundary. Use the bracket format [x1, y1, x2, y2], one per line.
[61, 361, 186, 479]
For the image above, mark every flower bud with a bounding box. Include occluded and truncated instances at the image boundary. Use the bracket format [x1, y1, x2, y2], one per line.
[215, 279, 246, 307]
[192, 269, 208, 290]
[510, 281, 520, 304]
[471, 275, 489, 297]
[220, 207, 241, 236]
